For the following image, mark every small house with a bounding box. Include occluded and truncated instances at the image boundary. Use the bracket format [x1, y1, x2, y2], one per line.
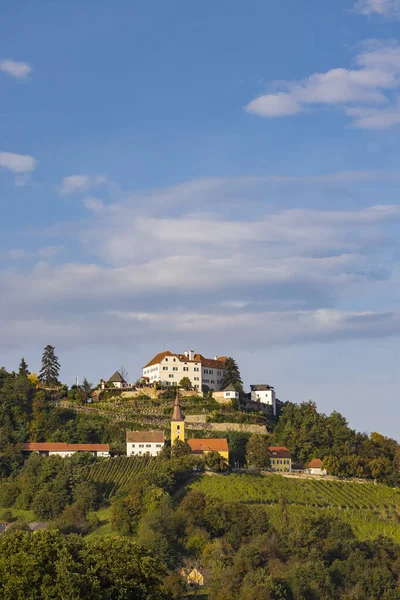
[268, 446, 291, 472]
[107, 371, 128, 389]
[126, 431, 165, 457]
[306, 458, 327, 475]
[212, 383, 240, 404]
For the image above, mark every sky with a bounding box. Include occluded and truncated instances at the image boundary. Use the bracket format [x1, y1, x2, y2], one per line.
[1, 0, 400, 439]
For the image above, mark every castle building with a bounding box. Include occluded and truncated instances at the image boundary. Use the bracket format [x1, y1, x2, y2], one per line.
[171, 392, 229, 462]
[143, 350, 228, 391]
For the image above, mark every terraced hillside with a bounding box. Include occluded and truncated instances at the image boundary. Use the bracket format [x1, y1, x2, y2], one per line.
[191, 473, 400, 542]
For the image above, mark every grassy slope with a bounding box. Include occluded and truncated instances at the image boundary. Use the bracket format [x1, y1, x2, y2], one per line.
[190, 473, 400, 543]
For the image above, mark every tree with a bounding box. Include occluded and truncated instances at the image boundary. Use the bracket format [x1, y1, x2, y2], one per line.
[246, 434, 270, 468]
[179, 377, 192, 391]
[220, 357, 243, 391]
[171, 438, 192, 458]
[119, 365, 129, 383]
[18, 358, 29, 377]
[205, 451, 228, 472]
[39, 345, 60, 387]
[27, 372, 39, 388]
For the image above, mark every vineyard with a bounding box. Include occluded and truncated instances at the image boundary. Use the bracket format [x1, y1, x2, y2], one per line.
[190, 473, 400, 542]
[83, 456, 158, 498]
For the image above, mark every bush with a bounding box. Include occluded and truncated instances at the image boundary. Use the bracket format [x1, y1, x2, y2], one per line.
[0, 481, 18, 508]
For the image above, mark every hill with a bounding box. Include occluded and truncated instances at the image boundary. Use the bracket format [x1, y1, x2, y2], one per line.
[190, 472, 400, 543]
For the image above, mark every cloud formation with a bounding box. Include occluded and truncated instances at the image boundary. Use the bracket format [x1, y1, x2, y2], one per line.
[59, 175, 106, 194]
[355, 0, 400, 18]
[0, 152, 36, 174]
[245, 41, 400, 129]
[0, 59, 32, 79]
[2, 174, 400, 351]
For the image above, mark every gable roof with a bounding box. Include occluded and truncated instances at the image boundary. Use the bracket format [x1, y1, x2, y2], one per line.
[108, 371, 127, 383]
[268, 446, 291, 459]
[187, 438, 228, 453]
[143, 351, 227, 370]
[21, 443, 109, 452]
[222, 384, 237, 392]
[307, 458, 323, 469]
[126, 431, 165, 443]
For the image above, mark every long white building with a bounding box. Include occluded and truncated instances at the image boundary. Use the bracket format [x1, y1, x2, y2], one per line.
[142, 350, 228, 392]
[126, 431, 165, 456]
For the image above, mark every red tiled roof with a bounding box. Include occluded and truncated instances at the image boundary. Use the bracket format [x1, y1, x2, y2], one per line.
[21, 443, 109, 452]
[126, 431, 165, 443]
[143, 351, 227, 370]
[187, 438, 228, 453]
[307, 458, 323, 469]
[268, 446, 291, 459]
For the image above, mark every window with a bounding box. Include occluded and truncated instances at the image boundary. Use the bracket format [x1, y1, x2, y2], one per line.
[169, 374, 174, 378]
[204, 369, 208, 374]
[177, 425, 181, 431]
[225, 392, 230, 397]
[131, 444, 135, 448]
[139, 444, 144, 448]
[211, 380, 215, 384]
[217, 371, 221, 376]
[156, 444, 162, 448]
[146, 444, 151, 448]
[139, 451, 142, 455]
[166, 382, 170, 386]
[173, 358, 176, 362]
[194, 377, 199, 381]
[163, 366, 168, 371]
[278, 460, 282, 464]
[165, 358, 168, 361]
[194, 367, 199, 372]
[183, 367, 189, 372]
[173, 367, 178, 371]
[284, 459, 289, 464]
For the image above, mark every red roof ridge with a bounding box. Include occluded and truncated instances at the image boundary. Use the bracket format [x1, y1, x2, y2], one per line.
[21, 442, 109, 451]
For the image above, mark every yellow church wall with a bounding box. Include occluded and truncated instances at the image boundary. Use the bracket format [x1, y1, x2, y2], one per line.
[171, 420, 185, 446]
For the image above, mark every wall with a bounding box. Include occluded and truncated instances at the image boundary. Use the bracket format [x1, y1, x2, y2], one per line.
[127, 442, 163, 457]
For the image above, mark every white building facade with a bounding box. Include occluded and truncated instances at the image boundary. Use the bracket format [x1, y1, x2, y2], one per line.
[21, 443, 110, 458]
[250, 385, 277, 415]
[126, 431, 165, 457]
[142, 350, 227, 392]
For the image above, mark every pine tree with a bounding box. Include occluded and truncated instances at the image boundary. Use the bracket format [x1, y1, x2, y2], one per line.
[18, 357, 30, 377]
[39, 345, 60, 387]
[220, 357, 243, 391]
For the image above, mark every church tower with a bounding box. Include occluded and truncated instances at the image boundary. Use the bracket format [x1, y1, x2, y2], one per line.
[171, 389, 185, 446]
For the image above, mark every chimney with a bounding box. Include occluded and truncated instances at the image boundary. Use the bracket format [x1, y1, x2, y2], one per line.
[189, 350, 194, 361]
[100, 379, 105, 390]
[184, 351, 188, 357]
[214, 356, 218, 360]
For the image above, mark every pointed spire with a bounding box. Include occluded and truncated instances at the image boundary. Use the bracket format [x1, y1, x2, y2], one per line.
[172, 388, 184, 421]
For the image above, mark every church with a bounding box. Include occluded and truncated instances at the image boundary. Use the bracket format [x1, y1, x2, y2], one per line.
[126, 392, 229, 462]
[171, 394, 229, 462]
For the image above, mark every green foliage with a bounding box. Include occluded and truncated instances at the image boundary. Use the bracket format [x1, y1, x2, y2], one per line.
[18, 358, 29, 377]
[0, 530, 172, 599]
[38, 344, 60, 387]
[272, 401, 400, 484]
[246, 434, 270, 468]
[220, 357, 243, 391]
[171, 438, 192, 458]
[206, 450, 228, 472]
[179, 376, 193, 390]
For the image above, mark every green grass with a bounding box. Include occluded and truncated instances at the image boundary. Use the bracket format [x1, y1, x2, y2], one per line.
[190, 473, 400, 543]
[85, 507, 119, 539]
[0, 507, 35, 522]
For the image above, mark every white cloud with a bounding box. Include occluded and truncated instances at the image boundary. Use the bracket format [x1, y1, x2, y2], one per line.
[3, 174, 400, 352]
[0, 58, 31, 79]
[83, 197, 105, 213]
[0, 152, 36, 174]
[245, 41, 400, 128]
[355, 0, 400, 18]
[60, 175, 106, 194]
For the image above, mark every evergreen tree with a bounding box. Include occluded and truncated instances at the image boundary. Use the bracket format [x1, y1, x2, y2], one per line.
[220, 357, 243, 391]
[18, 358, 30, 377]
[39, 345, 60, 387]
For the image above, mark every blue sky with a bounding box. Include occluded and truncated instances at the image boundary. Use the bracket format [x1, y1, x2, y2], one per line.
[1, 0, 400, 439]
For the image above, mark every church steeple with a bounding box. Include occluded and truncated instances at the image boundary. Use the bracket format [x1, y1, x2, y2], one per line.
[171, 388, 185, 445]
